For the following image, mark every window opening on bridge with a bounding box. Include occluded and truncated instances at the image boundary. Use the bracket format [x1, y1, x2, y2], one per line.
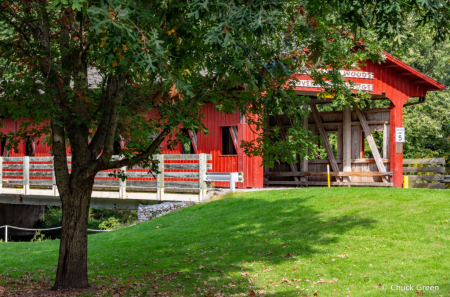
[222, 126, 237, 155]
[25, 138, 34, 157]
[181, 129, 195, 154]
[1, 138, 6, 156]
[113, 140, 122, 155]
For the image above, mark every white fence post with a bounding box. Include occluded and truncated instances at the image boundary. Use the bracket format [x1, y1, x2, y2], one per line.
[199, 154, 207, 202]
[230, 172, 238, 192]
[52, 157, 58, 196]
[157, 154, 164, 201]
[119, 166, 126, 199]
[5, 225, 8, 243]
[0, 156, 3, 194]
[23, 156, 29, 195]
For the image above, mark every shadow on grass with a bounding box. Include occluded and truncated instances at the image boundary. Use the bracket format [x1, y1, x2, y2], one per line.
[0, 191, 378, 296]
[99, 192, 378, 296]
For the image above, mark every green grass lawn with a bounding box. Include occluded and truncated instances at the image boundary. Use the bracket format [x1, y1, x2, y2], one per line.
[1, 188, 449, 296]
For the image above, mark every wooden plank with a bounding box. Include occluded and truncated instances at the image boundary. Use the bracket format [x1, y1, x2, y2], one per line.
[403, 167, 446, 173]
[30, 179, 53, 185]
[96, 172, 131, 178]
[267, 180, 393, 187]
[163, 154, 212, 161]
[310, 103, 341, 181]
[2, 171, 24, 176]
[127, 180, 158, 188]
[2, 157, 24, 162]
[307, 158, 390, 164]
[264, 171, 393, 177]
[29, 157, 54, 162]
[2, 180, 23, 185]
[343, 108, 352, 182]
[30, 171, 53, 177]
[274, 114, 299, 182]
[403, 158, 446, 165]
[409, 183, 446, 189]
[406, 175, 445, 181]
[165, 181, 201, 189]
[354, 104, 388, 182]
[383, 124, 390, 159]
[164, 163, 212, 170]
[2, 164, 24, 169]
[94, 180, 120, 186]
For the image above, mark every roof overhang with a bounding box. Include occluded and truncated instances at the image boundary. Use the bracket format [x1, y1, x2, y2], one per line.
[383, 52, 447, 91]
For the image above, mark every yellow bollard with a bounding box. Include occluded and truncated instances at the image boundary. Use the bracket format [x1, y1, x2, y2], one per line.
[404, 175, 409, 188]
[327, 165, 331, 188]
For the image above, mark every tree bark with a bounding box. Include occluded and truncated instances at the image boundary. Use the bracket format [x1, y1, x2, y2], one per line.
[52, 175, 94, 290]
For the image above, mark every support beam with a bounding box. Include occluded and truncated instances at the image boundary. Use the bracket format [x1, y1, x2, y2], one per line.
[343, 108, 352, 182]
[274, 115, 300, 182]
[310, 103, 341, 181]
[301, 117, 309, 186]
[383, 124, 390, 159]
[389, 101, 405, 187]
[354, 104, 388, 182]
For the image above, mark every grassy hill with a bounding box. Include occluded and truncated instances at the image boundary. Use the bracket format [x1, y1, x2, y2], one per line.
[1, 188, 449, 296]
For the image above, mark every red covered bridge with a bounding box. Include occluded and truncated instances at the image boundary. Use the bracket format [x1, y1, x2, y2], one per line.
[0, 53, 446, 189]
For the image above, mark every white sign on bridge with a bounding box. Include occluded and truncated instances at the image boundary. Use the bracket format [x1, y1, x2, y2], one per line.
[295, 80, 374, 91]
[395, 127, 405, 143]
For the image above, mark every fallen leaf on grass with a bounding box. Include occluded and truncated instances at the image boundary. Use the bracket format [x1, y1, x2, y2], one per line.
[248, 289, 257, 296]
[314, 278, 338, 284]
[337, 254, 349, 258]
[281, 277, 290, 284]
[415, 291, 424, 296]
[155, 226, 160, 229]
[241, 272, 249, 277]
[199, 265, 205, 269]
[284, 253, 293, 258]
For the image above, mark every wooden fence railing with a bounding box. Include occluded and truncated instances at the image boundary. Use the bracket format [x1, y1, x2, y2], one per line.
[403, 158, 447, 189]
[0, 154, 212, 202]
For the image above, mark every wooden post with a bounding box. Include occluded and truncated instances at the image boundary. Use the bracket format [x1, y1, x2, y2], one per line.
[389, 100, 405, 187]
[119, 166, 126, 199]
[273, 115, 300, 182]
[157, 154, 164, 201]
[301, 116, 309, 186]
[0, 157, 3, 194]
[199, 153, 207, 202]
[23, 156, 29, 195]
[353, 104, 388, 182]
[310, 103, 341, 181]
[343, 108, 352, 182]
[383, 124, 390, 159]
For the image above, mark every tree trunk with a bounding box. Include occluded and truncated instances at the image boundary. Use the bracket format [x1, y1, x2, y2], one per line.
[52, 176, 94, 290]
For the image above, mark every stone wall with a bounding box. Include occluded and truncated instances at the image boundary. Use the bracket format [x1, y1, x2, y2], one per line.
[138, 202, 194, 222]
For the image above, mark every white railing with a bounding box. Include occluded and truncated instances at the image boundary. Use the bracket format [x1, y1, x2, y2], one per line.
[205, 172, 243, 191]
[0, 154, 212, 202]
